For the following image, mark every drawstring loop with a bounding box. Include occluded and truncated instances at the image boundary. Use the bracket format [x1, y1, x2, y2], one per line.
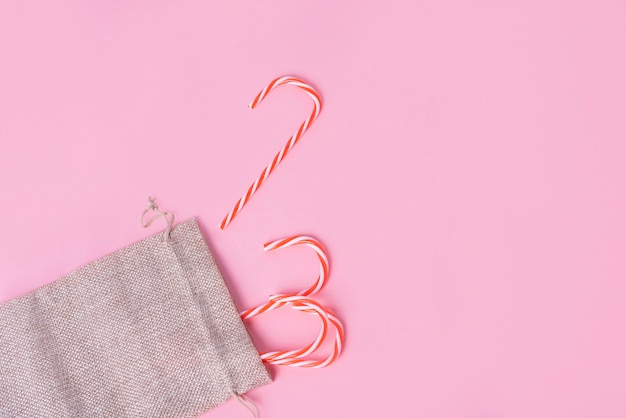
[140, 197, 174, 242]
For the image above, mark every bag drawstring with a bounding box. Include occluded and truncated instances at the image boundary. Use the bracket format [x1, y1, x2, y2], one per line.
[140, 197, 174, 242]
[230, 390, 260, 418]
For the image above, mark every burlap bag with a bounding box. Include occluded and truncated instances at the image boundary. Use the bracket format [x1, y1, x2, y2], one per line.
[0, 218, 271, 417]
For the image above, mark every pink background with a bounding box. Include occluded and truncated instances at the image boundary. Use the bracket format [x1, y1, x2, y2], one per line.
[1, 1, 626, 417]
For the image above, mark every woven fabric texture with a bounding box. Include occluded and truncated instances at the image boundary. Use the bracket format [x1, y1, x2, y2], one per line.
[0, 218, 271, 417]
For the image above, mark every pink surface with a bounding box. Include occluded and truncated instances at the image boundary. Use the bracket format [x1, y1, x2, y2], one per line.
[1, 1, 626, 417]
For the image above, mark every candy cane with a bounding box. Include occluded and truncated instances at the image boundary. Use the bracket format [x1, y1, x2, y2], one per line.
[258, 295, 344, 368]
[259, 296, 329, 362]
[220, 76, 322, 230]
[264, 236, 329, 297]
[240, 235, 329, 319]
[240, 236, 343, 368]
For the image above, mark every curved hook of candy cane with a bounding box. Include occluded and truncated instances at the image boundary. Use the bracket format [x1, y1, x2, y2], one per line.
[259, 295, 344, 368]
[239, 235, 329, 319]
[264, 235, 329, 297]
[259, 296, 329, 362]
[220, 76, 322, 230]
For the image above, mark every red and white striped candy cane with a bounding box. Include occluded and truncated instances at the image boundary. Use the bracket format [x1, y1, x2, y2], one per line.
[240, 235, 329, 319]
[257, 295, 344, 368]
[265, 236, 329, 297]
[220, 76, 322, 230]
[240, 236, 343, 368]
